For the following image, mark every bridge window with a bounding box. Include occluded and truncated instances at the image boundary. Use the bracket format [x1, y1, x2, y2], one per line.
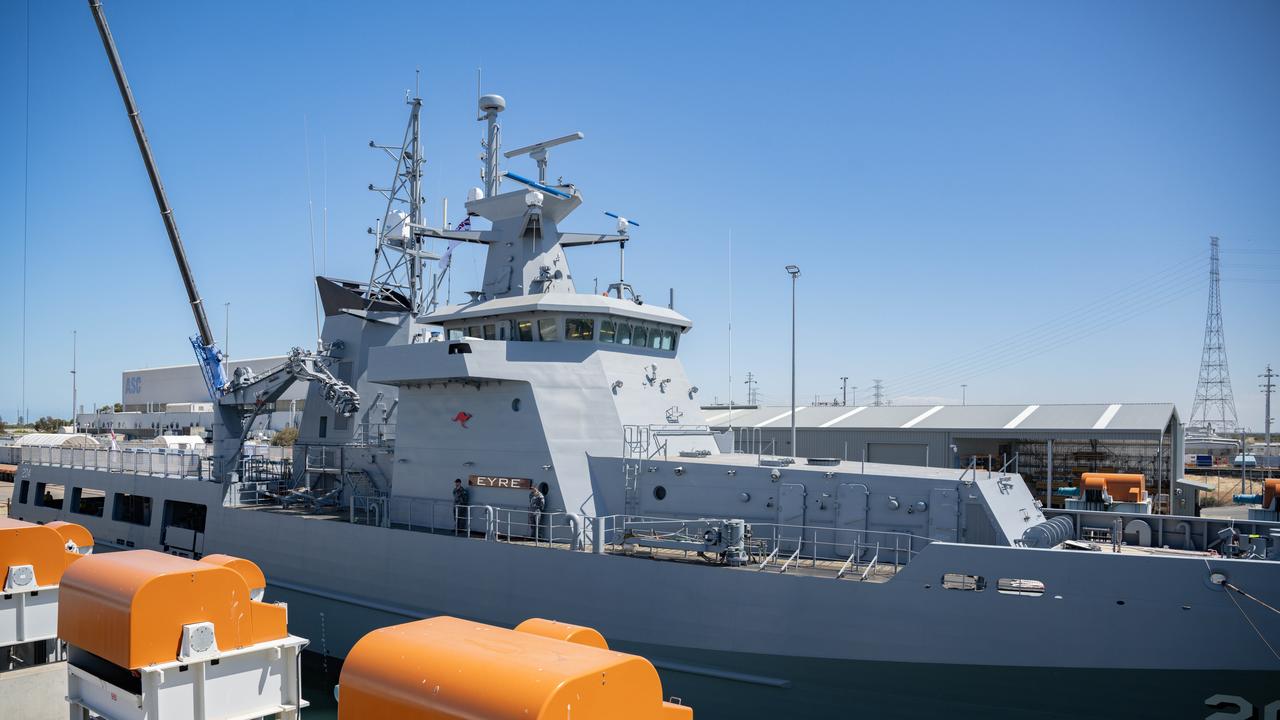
[632, 325, 649, 348]
[649, 327, 663, 350]
[616, 323, 633, 345]
[113, 493, 153, 526]
[70, 487, 105, 517]
[566, 318, 595, 341]
[467, 325, 481, 338]
[448, 328, 464, 341]
[941, 573, 985, 591]
[996, 578, 1045, 597]
[661, 329, 678, 351]
[538, 318, 558, 341]
[35, 482, 64, 510]
[483, 323, 496, 340]
[599, 320, 617, 343]
[516, 319, 534, 341]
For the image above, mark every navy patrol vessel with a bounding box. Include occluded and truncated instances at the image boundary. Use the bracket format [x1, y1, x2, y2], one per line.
[11, 4, 1280, 717]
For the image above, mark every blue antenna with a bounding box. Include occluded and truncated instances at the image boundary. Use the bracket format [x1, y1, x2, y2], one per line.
[603, 211, 640, 229]
[502, 171, 572, 199]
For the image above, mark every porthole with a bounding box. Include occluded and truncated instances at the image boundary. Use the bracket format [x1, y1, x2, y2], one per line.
[538, 482, 549, 496]
[653, 486, 667, 501]
[511, 398, 521, 412]
[1115, 600, 1125, 606]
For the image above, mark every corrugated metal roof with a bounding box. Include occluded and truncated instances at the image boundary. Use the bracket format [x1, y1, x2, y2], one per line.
[702, 403, 1176, 433]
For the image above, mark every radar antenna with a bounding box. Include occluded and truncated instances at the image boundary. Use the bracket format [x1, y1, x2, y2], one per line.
[366, 93, 437, 314]
[505, 132, 584, 183]
[603, 211, 641, 301]
[478, 94, 506, 197]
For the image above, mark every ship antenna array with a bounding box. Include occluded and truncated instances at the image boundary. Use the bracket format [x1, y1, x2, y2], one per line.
[366, 90, 436, 314]
[87, 0, 227, 398]
[479, 93, 505, 197]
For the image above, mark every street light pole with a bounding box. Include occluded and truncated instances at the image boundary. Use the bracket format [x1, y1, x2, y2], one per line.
[785, 265, 801, 457]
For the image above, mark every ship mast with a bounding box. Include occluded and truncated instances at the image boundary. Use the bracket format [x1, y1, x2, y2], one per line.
[367, 92, 435, 314]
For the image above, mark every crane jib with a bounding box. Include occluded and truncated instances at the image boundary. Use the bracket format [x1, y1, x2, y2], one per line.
[89, 0, 226, 395]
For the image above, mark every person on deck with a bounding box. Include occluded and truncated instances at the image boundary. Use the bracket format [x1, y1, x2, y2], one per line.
[453, 478, 470, 534]
[528, 485, 546, 541]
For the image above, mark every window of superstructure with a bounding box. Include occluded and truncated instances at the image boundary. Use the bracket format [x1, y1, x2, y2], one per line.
[113, 492, 152, 526]
[163, 500, 207, 533]
[483, 324, 497, 340]
[448, 328, 464, 341]
[649, 327, 663, 350]
[616, 323, 633, 345]
[516, 319, 534, 341]
[497, 321, 509, 340]
[538, 317, 558, 341]
[566, 318, 595, 341]
[661, 328, 677, 351]
[18, 480, 29, 504]
[35, 482, 64, 510]
[70, 487, 105, 517]
[599, 320, 617, 344]
[632, 325, 649, 348]
[467, 325, 481, 338]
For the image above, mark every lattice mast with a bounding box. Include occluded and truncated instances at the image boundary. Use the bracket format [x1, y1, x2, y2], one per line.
[1189, 236, 1239, 434]
[367, 93, 435, 314]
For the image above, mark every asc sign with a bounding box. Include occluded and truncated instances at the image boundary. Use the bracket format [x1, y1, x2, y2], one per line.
[469, 474, 532, 490]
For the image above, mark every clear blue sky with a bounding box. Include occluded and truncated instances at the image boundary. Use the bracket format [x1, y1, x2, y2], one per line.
[1, 0, 1277, 428]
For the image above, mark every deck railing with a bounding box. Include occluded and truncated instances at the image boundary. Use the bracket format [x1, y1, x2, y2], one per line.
[19, 445, 204, 480]
[345, 496, 927, 580]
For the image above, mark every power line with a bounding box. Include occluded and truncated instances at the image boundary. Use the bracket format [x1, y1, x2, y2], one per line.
[881, 261, 1208, 400]
[860, 250, 1206, 394]
[22, 0, 30, 424]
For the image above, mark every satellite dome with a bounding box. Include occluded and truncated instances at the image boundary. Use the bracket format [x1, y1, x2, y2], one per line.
[479, 94, 506, 113]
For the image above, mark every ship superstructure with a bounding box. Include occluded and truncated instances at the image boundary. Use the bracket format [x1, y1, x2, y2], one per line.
[10, 7, 1280, 717]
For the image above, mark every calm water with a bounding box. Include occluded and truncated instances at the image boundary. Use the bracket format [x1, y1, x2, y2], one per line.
[299, 653, 339, 719]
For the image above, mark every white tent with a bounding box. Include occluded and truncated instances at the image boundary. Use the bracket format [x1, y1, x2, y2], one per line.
[153, 435, 206, 451]
[13, 433, 101, 449]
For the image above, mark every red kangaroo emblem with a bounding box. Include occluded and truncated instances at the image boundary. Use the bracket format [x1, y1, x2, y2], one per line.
[452, 411, 473, 428]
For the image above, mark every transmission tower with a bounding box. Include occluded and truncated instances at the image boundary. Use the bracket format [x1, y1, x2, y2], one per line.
[743, 372, 759, 405]
[872, 379, 886, 407]
[1189, 237, 1239, 434]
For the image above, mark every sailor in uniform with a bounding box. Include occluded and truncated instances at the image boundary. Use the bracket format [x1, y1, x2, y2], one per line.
[528, 485, 546, 541]
[453, 479, 470, 534]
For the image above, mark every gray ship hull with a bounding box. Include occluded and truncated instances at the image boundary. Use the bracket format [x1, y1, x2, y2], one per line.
[13, 464, 1280, 719]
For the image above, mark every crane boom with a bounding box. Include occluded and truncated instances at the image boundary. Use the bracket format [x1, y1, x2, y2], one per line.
[88, 0, 225, 395]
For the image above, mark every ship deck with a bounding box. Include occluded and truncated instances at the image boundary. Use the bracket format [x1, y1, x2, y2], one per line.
[233, 503, 900, 582]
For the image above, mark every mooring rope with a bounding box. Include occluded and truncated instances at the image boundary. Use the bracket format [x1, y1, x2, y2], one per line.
[1206, 559, 1280, 663]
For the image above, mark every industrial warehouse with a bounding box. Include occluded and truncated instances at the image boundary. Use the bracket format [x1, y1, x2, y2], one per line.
[73, 355, 306, 439]
[704, 402, 1205, 513]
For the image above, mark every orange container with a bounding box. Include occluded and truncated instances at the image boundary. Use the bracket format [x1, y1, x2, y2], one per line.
[1081, 472, 1146, 503]
[338, 616, 692, 720]
[0, 518, 91, 587]
[57, 550, 287, 669]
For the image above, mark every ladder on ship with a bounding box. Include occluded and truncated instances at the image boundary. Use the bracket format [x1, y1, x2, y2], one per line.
[622, 425, 665, 516]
